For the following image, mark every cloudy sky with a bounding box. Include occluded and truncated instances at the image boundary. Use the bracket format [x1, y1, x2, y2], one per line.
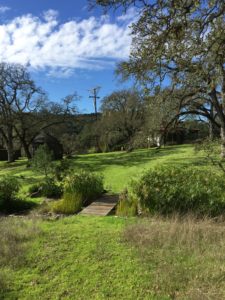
[0, 0, 137, 112]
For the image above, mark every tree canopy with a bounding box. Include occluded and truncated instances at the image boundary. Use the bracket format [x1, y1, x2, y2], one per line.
[94, 0, 225, 156]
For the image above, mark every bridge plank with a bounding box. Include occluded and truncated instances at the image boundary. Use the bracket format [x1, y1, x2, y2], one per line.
[80, 194, 118, 216]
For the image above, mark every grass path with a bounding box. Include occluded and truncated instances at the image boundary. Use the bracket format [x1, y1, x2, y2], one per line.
[1, 216, 162, 300]
[2, 215, 225, 300]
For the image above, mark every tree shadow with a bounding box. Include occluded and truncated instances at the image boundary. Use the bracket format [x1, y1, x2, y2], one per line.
[74, 146, 190, 172]
[162, 157, 209, 168]
[0, 160, 27, 170]
[0, 198, 38, 215]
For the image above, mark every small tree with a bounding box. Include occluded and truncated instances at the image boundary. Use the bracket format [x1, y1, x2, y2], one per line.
[31, 145, 54, 178]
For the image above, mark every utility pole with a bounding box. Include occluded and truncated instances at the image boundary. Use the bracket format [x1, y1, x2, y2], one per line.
[89, 86, 100, 120]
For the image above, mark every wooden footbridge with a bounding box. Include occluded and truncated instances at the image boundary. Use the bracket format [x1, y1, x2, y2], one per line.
[80, 194, 118, 216]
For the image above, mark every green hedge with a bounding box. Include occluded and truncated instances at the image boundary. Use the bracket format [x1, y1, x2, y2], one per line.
[131, 166, 225, 216]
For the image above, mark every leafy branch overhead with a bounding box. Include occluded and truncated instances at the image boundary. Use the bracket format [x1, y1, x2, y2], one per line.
[94, 0, 225, 156]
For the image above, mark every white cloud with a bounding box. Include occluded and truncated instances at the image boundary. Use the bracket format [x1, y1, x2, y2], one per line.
[0, 6, 10, 13]
[0, 9, 133, 76]
[117, 7, 139, 22]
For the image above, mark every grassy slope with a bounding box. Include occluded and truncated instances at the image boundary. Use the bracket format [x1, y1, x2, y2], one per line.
[0, 144, 208, 194]
[2, 215, 225, 300]
[1, 216, 163, 300]
[1, 145, 224, 299]
[74, 144, 208, 192]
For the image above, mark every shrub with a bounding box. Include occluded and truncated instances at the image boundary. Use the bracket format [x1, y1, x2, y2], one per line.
[41, 178, 62, 198]
[0, 176, 20, 209]
[116, 189, 138, 217]
[31, 144, 54, 178]
[52, 170, 104, 214]
[28, 183, 42, 197]
[4, 198, 37, 213]
[131, 166, 225, 216]
[54, 159, 72, 181]
[64, 171, 104, 203]
[28, 180, 62, 199]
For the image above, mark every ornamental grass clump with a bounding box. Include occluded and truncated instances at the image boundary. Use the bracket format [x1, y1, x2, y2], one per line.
[52, 170, 104, 214]
[116, 189, 138, 217]
[131, 166, 225, 216]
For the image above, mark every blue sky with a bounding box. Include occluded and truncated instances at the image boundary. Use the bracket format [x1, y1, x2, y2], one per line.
[0, 0, 137, 113]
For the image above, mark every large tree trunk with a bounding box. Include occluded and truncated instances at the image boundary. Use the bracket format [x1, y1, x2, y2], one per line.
[23, 143, 32, 159]
[209, 103, 216, 140]
[20, 138, 32, 159]
[6, 132, 14, 163]
[0, 126, 14, 162]
[209, 122, 214, 140]
[209, 87, 225, 158]
[221, 69, 225, 159]
[220, 126, 225, 159]
[13, 126, 32, 159]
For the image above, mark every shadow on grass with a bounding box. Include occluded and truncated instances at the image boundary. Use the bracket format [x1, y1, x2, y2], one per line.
[0, 198, 38, 215]
[74, 146, 196, 172]
[162, 157, 209, 168]
[0, 160, 27, 170]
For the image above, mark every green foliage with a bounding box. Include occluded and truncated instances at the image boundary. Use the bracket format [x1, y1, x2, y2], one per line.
[194, 138, 225, 172]
[52, 170, 104, 214]
[116, 189, 138, 217]
[3, 198, 37, 213]
[0, 176, 32, 213]
[0, 144, 212, 195]
[54, 158, 72, 181]
[31, 144, 54, 178]
[63, 170, 104, 205]
[99, 89, 144, 151]
[29, 180, 62, 199]
[132, 166, 225, 216]
[28, 183, 42, 196]
[194, 138, 220, 156]
[41, 178, 62, 198]
[0, 176, 20, 206]
[51, 193, 83, 214]
[87, 147, 99, 154]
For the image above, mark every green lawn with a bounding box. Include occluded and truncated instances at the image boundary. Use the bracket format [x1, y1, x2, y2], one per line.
[0, 144, 208, 194]
[74, 144, 209, 192]
[1, 144, 225, 299]
[1, 217, 155, 300]
[1, 215, 225, 300]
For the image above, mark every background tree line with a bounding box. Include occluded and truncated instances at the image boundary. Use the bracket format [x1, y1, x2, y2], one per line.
[0, 61, 212, 163]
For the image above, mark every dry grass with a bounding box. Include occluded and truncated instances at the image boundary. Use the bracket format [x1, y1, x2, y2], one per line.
[124, 215, 225, 299]
[0, 217, 41, 291]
